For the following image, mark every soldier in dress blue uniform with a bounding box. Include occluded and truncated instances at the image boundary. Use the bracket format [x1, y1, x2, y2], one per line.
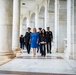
[46, 27, 53, 53]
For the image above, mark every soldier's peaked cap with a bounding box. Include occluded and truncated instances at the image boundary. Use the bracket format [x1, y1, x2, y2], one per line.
[47, 27, 50, 29]
[38, 28, 42, 30]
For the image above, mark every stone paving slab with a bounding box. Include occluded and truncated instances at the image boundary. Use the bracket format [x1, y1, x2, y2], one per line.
[0, 50, 22, 66]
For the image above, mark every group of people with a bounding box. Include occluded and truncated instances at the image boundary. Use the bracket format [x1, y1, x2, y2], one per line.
[20, 27, 53, 57]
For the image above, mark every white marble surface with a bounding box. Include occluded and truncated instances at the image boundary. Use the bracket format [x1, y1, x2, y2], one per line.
[0, 0, 13, 53]
[12, 0, 20, 50]
[0, 50, 76, 74]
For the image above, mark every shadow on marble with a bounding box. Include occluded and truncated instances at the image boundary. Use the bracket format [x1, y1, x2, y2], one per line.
[0, 70, 75, 75]
[16, 56, 63, 59]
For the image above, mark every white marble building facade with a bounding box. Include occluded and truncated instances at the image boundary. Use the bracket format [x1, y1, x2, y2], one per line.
[0, 0, 76, 59]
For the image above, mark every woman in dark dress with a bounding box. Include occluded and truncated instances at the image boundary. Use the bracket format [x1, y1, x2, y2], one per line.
[39, 29, 46, 57]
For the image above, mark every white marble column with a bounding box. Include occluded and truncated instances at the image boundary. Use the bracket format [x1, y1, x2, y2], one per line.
[0, 0, 13, 55]
[20, 15, 23, 35]
[27, 12, 30, 28]
[66, 0, 74, 59]
[66, 0, 72, 58]
[35, 5, 39, 30]
[45, 0, 48, 30]
[74, 0, 76, 59]
[55, 0, 59, 52]
[12, 0, 20, 50]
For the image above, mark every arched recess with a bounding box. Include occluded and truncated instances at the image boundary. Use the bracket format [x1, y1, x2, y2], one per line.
[22, 17, 27, 36]
[30, 13, 35, 31]
[39, 6, 45, 29]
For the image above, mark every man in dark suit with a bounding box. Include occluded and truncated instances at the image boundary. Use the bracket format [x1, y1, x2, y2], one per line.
[46, 27, 53, 53]
[37, 28, 42, 53]
[20, 35, 24, 49]
[25, 27, 31, 54]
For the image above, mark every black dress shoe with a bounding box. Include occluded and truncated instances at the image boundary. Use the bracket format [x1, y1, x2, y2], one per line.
[44, 55, 46, 57]
[47, 51, 49, 53]
[50, 52, 52, 54]
[41, 54, 43, 56]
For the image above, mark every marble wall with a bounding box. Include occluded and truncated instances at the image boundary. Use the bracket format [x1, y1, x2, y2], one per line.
[47, 0, 55, 51]
[47, 0, 55, 37]
[22, 18, 27, 36]
[30, 13, 35, 32]
[58, 0, 67, 52]
[38, 6, 45, 29]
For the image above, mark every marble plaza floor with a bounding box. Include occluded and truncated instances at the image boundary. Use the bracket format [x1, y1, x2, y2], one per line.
[0, 50, 76, 75]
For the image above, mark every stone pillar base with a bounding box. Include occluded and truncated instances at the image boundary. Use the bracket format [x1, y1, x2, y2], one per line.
[73, 53, 76, 60]
[0, 52, 16, 59]
[12, 48, 22, 53]
[64, 51, 74, 59]
[12, 48, 22, 56]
